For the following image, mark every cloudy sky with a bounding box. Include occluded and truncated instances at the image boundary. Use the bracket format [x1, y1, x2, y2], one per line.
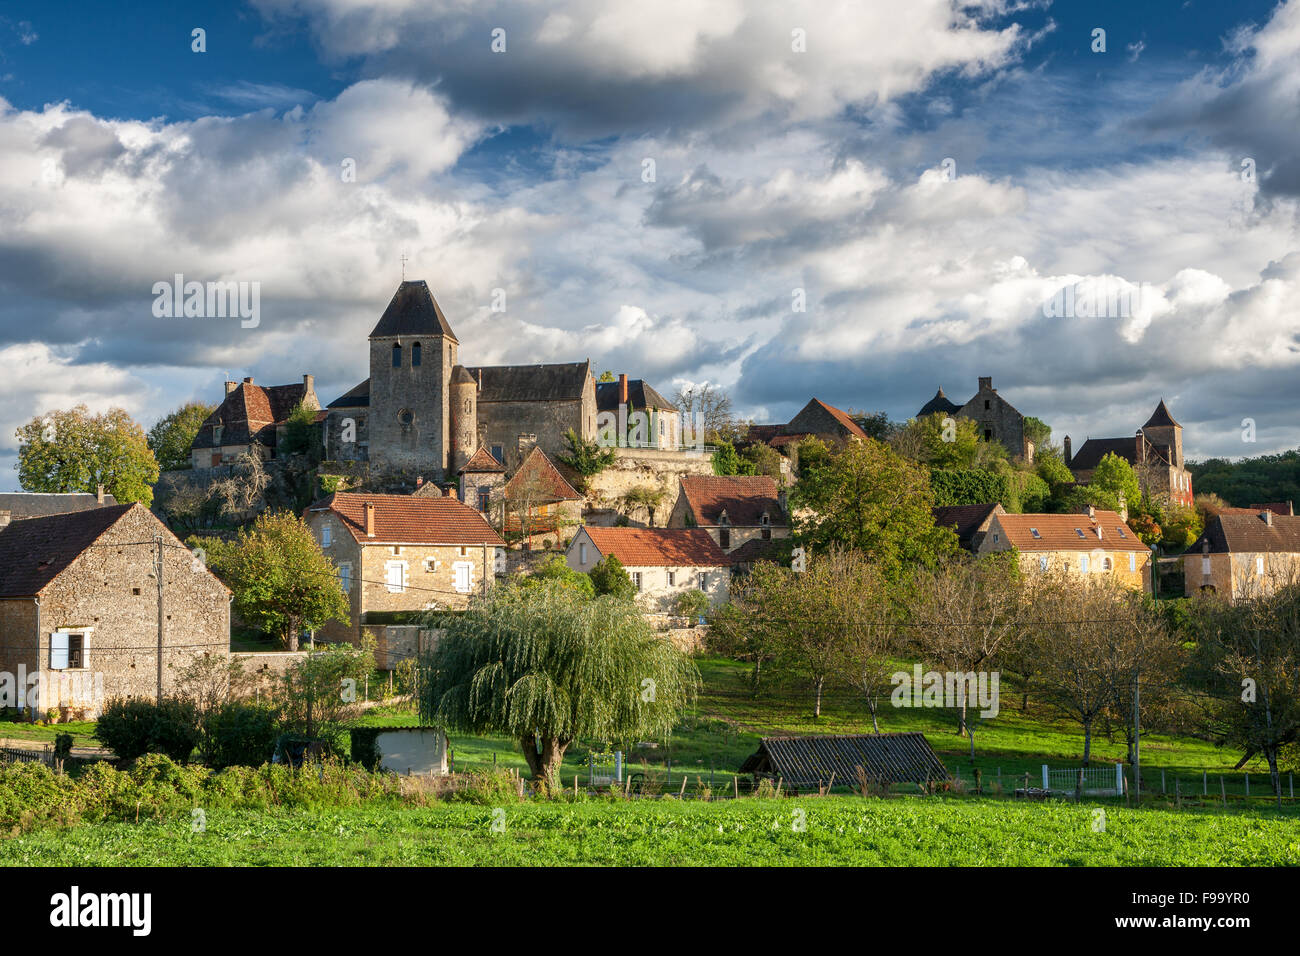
[1, 0, 1299, 489]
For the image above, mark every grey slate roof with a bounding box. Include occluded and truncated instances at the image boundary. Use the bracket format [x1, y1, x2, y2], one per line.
[1143, 399, 1180, 429]
[369, 280, 458, 341]
[739, 733, 950, 788]
[0, 492, 118, 519]
[595, 379, 677, 411]
[918, 387, 961, 417]
[465, 361, 592, 403]
[327, 379, 371, 409]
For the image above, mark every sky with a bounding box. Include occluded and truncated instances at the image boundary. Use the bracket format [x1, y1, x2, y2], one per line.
[1, 0, 1299, 490]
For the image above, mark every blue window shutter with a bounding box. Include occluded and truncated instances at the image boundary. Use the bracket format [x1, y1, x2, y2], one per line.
[50, 632, 69, 670]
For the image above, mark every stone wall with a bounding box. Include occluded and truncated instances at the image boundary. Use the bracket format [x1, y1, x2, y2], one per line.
[583, 448, 715, 527]
[477, 397, 589, 473]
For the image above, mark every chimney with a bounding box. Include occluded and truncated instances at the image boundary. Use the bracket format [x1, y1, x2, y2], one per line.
[1262, 510, 1273, 527]
[363, 501, 375, 537]
[445, 486, 458, 501]
[96, 483, 105, 506]
[778, 486, 789, 514]
[619, 373, 629, 405]
[978, 376, 992, 392]
[0, 510, 10, 530]
[1086, 505, 1095, 520]
[416, 476, 423, 487]
[243, 376, 253, 385]
[1063, 435, 1072, 467]
[302, 373, 314, 394]
[224, 381, 238, 395]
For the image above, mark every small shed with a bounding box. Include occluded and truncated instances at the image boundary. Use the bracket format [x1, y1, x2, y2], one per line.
[350, 726, 449, 775]
[739, 733, 950, 790]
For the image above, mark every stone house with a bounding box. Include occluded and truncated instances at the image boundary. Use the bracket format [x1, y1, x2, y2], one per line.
[595, 374, 682, 450]
[303, 491, 505, 644]
[667, 475, 790, 553]
[0, 503, 231, 718]
[977, 508, 1152, 593]
[565, 526, 730, 610]
[457, 446, 508, 519]
[932, 502, 1006, 553]
[502, 445, 584, 547]
[190, 375, 320, 468]
[1065, 400, 1193, 508]
[748, 397, 869, 455]
[1183, 511, 1300, 600]
[0, 487, 118, 522]
[918, 376, 1034, 461]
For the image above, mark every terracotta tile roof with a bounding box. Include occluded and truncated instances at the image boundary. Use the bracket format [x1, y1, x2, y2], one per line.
[1191, 513, 1300, 554]
[581, 527, 729, 567]
[680, 475, 787, 527]
[504, 446, 583, 501]
[0, 504, 134, 596]
[460, 445, 507, 474]
[989, 511, 1148, 552]
[1250, 502, 1295, 516]
[192, 380, 311, 450]
[307, 492, 504, 547]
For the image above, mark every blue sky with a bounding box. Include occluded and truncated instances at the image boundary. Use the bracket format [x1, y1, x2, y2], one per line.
[1, 0, 1299, 489]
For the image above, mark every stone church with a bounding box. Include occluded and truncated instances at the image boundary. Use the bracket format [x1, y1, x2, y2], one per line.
[322, 280, 676, 479]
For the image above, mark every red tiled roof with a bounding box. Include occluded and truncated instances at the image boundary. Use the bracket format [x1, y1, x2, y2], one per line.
[504, 446, 583, 502]
[811, 399, 870, 441]
[680, 475, 787, 527]
[581, 527, 729, 567]
[308, 492, 505, 547]
[192, 380, 311, 450]
[990, 511, 1148, 552]
[1192, 513, 1300, 554]
[460, 446, 507, 473]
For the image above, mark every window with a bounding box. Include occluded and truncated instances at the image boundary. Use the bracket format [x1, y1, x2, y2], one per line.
[1103, 557, 1113, 571]
[698, 572, 708, 590]
[392, 344, 402, 367]
[992, 533, 1000, 545]
[50, 631, 86, 670]
[424, 557, 439, 573]
[984, 429, 992, 441]
[1075, 528, 1085, 538]
[1038, 555, 1049, 571]
[385, 561, 407, 593]
[1117, 527, 1127, 538]
[667, 571, 676, 586]
[459, 546, 469, 557]
[1201, 556, 1211, 574]
[579, 542, 588, 564]
[632, 572, 643, 591]
[398, 409, 414, 427]
[412, 342, 421, 366]
[719, 527, 730, 549]
[339, 563, 351, 593]
[212, 424, 223, 445]
[1257, 556, 1265, 576]
[1030, 528, 1040, 539]
[453, 561, 474, 593]
[1080, 555, 1090, 573]
[478, 487, 491, 512]
[491, 444, 505, 464]
[762, 526, 771, 540]
[1129, 553, 1136, 572]
[321, 524, 332, 548]
[760, 513, 770, 526]
[390, 546, 402, 555]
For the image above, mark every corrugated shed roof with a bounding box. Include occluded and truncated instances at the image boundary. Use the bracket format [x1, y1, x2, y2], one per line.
[307, 492, 504, 547]
[679, 475, 787, 527]
[739, 733, 950, 787]
[581, 526, 729, 567]
[465, 361, 592, 403]
[368, 280, 458, 340]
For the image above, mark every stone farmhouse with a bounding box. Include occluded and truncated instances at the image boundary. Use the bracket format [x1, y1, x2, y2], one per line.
[748, 397, 868, 456]
[0, 503, 230, 718]
[318, 280, 681, 479]
[932, 502, 1006, 553]
[1184, 511, 1300, 600]
[303, 491, 505, 644]
[668, 475, 790, 554]
[501, 445, 584, 547]
[0, 488, 117, 523]
[977, 508, 1152, 593]
[191, 375, 321, 468]
[917, 376, 1034, 461]
[1064, 400, 1193, 508]
[566, 526, 730, 610]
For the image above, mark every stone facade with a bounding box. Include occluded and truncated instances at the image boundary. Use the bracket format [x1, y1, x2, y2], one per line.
[977, 510, 1152, 593]
[0, 504, 230, 718]
[190, 375, 320, 469]
[565, 527, 731, 611]
[1065, 400, 1193, 508]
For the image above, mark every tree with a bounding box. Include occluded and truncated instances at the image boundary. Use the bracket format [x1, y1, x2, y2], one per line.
[741, 441, 784, 479]
[523, 553, 596, 599]
[207, 452, 271, 522]
[16, 405, 160, 506]
[279, 401, 323, 460]
[589, 554, 636, 599]
[555, 427, 615, 483]
[598, 370, 616, 382]
[420, 581, 698, 785]
[1022, 416, 1052, 452]
[711, 440, 754, 476]
[278, 639, 375, 745]
[1089, 452, 1142, 514]
[620, 484, 667, 526]
[147, 402, 214, 472]
[845, 409, 893, 441]
[1193, 492, 1232, 525]
[791, 438, 958, 582]
[1159, 501, 1203, 550]
[1035, 450, 1074, 489]
[673, 383, 736, 441]
[224, 511, 351, 650]
[905, 553, 1020, 736]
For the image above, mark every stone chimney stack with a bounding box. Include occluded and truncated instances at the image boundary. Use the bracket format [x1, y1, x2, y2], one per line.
[619, 373, 629, 405]
[363, 501, 375, 537]
[1135, 430, 1146, 464]
[303, 373, 314, 393]
[445, 486, 458, 501]
[96, 483, 105, 505]
[0, 510, 11, 530]
[225, 381, 238, 395]
[1063, 435, 1072, 467]
[1262, 510, 1273, 527]
[978, 376, 993, 392]
[243, 376, 254, 385]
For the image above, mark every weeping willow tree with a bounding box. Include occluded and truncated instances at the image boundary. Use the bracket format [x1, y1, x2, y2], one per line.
[419, 581, 699, 785]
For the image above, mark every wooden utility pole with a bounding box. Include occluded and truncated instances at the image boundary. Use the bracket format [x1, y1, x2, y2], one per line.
[155, 534, 165, 702]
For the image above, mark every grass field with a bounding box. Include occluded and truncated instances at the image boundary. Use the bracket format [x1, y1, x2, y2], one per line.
[0, 797, 1294, 866]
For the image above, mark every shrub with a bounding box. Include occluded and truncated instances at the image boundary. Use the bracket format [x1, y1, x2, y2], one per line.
[674, 589, 710, 619]
[96, 697, 201, 764]
[203, 701, 282, 769]
[446, 768, 523, 805]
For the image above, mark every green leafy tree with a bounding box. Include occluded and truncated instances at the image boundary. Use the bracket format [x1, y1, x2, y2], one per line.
[1022, 416, 1052, 452]
[555, 427, 616, 480]
[791, 439, 958, 581]
[277, 639, 375, 745]
[1089, 452, 1142, 513]
[419, 581, 699, 784]
[589, 554, 636, 599]
[147, 402, 215, 472]
[280, 401, 323, 460]
[740, 442, 783, 479]
[711, 440, 755, 476]
[224, 511, 351, 650]
[524, 553, 596, 599]
[16, 405, 160, 506]
[1035, 450, 1074, 489]
[598, 370, 616, 382]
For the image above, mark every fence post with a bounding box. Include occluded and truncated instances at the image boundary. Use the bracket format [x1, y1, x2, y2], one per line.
[1220, 776, 1226, 807]
[1116, 763, 1124, 796]
[1042, 764, 1049, 790]
[1291, 774, 1294, 800]
[1245, 773, 1249, 797]
[1203, 770, 1207, 796]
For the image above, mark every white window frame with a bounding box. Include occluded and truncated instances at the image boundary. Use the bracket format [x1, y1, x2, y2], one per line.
[579, 542, 588, 564]
[385, 560, 408, 593]
[1128, 553, 1136, 573]
[50, 628, 91, 671]
[667, 571, 676, 587]
[632, 571, 643, 591]
[424, 557, 439, 573]
[1256, 556, 1265, 576]
[1038, 555, 1049, 572]
[1080, 555, 1090, 574]
[453, 560, 474, 594]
